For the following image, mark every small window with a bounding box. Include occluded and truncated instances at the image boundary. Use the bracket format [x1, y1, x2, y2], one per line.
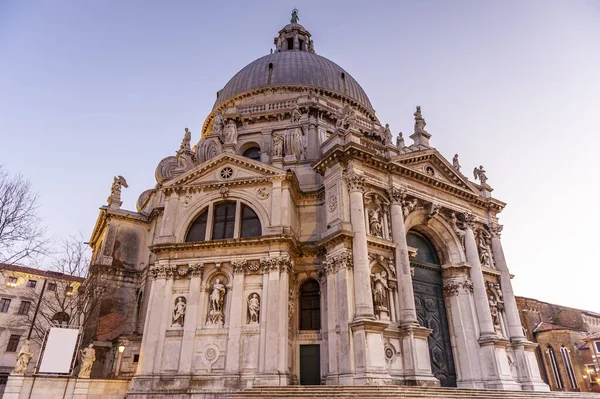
[17, 301, 31, 315]
[595, 341, 600, 352]
[0, 298, 11, 313]
[212, 202, 236, 240]
[47, 282, 57, 292]
[299, 39, 304, 50]
[267, 63, 273, 85]
[133, 354, 140, 363]
[26, 280, 37, 288]
[560, 346, 578, 389]
[243, 147, 261, 161]
[6, 277, 17, 287]
[185, 209, 208, 242]
[65, 286, 74, 296]
[6, 335, 20, 352]
[547, 346, 563, 389]
[240, 205, 261, 238]
[287, 38, 294, 50]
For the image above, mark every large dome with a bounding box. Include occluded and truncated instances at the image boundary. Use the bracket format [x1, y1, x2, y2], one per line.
[213, 50, 374, 113]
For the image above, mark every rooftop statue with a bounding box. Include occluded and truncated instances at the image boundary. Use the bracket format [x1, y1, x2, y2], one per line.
[291, 8, 299, 24]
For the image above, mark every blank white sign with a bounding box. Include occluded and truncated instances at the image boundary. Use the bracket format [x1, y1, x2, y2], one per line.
[38, 327, 79, 374]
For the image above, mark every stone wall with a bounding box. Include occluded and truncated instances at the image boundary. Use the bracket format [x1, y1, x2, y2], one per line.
[3, 376, 129, 399]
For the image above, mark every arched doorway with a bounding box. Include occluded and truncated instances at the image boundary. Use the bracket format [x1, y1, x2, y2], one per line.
[408, 231, 457, 387]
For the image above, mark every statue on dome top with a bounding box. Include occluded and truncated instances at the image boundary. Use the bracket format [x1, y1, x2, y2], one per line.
[291, 8, 299, 24]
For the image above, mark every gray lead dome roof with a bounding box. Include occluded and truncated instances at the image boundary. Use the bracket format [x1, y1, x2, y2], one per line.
[213, 50, 374, 112]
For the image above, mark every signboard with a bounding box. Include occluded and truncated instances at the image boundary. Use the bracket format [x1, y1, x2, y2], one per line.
[38, 327, 80, 374]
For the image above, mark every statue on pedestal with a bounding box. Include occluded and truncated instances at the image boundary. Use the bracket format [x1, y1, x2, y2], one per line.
[247, 293, 260, 324]
[78, 344, 96, 378]
[12, 340, 32, 375]
[172, 296, 186, 327]
[371, 271, 389, 319]
[107, 176, 128, 209]
[207, 279, 226, 326]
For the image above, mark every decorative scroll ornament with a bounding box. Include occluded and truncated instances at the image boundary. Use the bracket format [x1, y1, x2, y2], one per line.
[196, 138, 221, 164]
[328, 195, 338, 212]
[257, 187, 270, 200]
[219, 185, 229, 198]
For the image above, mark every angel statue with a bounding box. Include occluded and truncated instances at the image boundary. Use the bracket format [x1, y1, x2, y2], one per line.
[473, 165, 488, 186]
[107, 175, 128, 208]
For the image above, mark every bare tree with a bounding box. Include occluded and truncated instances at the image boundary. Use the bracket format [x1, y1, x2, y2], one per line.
[0, 166, 48, 266]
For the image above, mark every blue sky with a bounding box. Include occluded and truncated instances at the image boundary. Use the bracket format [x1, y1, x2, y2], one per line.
[1, 1, 599, 310]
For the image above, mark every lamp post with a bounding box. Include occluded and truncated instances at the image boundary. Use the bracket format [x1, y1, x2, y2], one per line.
[115, 344, 125, 377]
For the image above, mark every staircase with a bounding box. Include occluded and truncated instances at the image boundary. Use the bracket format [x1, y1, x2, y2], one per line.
[226, 386, 600, 399]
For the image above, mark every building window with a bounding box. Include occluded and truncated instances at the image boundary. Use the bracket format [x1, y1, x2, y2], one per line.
[242, 147, 261, 161]
[47, 282, 57, 291]
[0, 298, 11, 313]
[240, 204, 261, 238]
[6, 335, 20, 352]
[133, 354, 140, 363]
[595, 341, 600, 353]
[185, 209, 208, 242]
[17, 301, 31, 315]
[6, 277, 17, 288]
[212, 202, 237, 240]
[186, 202, 262, 242]
[560, 346, 578, 389]
[26, 280, 37, 288]
[299, 279, 321, 330]
[52, 312, 70, 326]
[65, 286, 74, 296]
[547, 346, 563, 390]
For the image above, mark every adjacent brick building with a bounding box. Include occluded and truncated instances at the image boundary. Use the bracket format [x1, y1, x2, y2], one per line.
[516, 296, 600, 392]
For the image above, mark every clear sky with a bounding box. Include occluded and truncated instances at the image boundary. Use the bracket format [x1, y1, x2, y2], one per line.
[1, 1, 599, 311]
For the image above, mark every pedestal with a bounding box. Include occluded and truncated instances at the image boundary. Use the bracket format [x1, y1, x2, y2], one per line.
[73, 378, 91, 399]
[3, 375, 26, 399]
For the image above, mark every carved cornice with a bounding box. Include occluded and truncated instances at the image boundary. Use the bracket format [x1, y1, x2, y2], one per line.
[260, 256, 293, 274]
[150, 235, 300, 256]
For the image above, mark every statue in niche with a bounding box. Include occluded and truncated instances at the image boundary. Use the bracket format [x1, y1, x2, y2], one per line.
[368, 208, 383, 238]
[78, 344, 96, 378]
[223, 120, 238, 145]
[488, 295, 502, 332]
[371, 271, 389, 318]
[453, 154, 461, 172]
[291, 104, 302, 122]
[476, 230, 492, 268]
[212, 110, 224, 136]
[272, 133, 283, 157]
[12, 340, 32, 375]
[285, 127, 305, 160]
[473, 165, 488, 186]
[449, 212, 466, 248]
[172, 296, 186, 327]
[207, 278, 226, 326]
[247, 293, 260, 324]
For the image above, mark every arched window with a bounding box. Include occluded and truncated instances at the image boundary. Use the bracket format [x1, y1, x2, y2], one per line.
[299, 279, 320, 330]
[185, 209, 208, 242]
[407, 231, 439, 264]
[560, 346, 578, 389]
[212, 202, 236, 240]
[240, 205, 261, 238]
[243, 147, 261, 161]
[52, 312, 70, 327]
[547, 346, 563, 390]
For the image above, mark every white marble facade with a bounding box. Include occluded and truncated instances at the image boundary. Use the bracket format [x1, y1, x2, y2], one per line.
[88, 14, 549, 398]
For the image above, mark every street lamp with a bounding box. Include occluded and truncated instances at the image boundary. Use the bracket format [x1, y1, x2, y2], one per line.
[115, 344, 125, 377]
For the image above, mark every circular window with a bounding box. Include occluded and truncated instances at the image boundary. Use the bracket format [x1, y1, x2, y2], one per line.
[425, 166, 435, 176]
[220, 167, 233, 179]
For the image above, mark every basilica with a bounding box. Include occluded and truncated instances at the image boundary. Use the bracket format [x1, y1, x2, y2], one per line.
[86, 11, 549, 398]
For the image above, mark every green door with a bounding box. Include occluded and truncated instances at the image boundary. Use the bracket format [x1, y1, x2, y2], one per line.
[299, 344, 321, 385]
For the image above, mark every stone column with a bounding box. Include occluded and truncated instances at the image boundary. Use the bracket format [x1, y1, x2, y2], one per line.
[225, 262, 245, 373]
[278, 259, 291, 381]
[489, 223, 549, 391]
[345, 172, 374, 320]
[462, 216, 496, 338]
[324, 259, 339, 382]
[136, 264, 168, 375]
[153, 273, 174, 373]
[179, 264, 204, 374]
[263, 257, 281, 376]
[388, 188, 418, 326]
[307, 114, 319, 159]
[335, 250, 355, 384]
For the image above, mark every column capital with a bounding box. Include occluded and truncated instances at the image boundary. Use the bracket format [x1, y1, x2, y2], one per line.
[486, 221, 504, 238]
[345, 172, 366, 193]
[189, 263, 204, 277]
[232, 260, 246, 275]
[387, 187, 405, 205]
[462, 211, 476, 229]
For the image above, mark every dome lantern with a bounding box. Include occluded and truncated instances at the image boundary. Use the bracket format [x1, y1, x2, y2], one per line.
[274, 9, 315, 53]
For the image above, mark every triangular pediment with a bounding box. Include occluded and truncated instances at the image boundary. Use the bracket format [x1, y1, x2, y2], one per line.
[393, 149, 480, 194]
[164, 153, 286, 188]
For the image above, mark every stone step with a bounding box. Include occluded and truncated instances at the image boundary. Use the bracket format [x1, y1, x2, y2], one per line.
[226, 386, 600, 399]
